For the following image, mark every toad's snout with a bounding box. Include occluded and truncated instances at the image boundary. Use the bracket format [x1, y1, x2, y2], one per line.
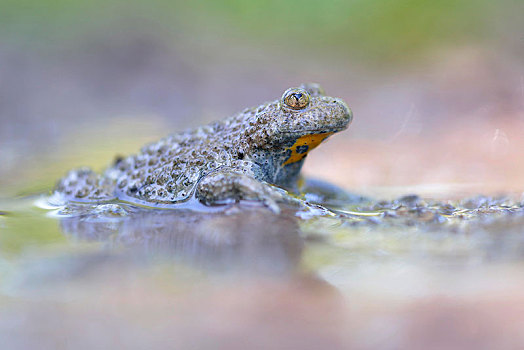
[335, 98, 353, 127]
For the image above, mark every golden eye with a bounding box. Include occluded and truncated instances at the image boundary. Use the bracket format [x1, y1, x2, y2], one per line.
[282, 88, 310, 110]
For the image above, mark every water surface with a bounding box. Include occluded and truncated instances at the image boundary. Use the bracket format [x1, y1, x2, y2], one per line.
[2, 179, 524, 349]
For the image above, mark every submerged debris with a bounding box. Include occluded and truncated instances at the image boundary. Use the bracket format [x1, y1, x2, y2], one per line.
[330, 194, 524, 232]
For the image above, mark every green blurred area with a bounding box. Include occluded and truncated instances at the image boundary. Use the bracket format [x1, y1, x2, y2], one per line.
[0, 0, 518, 61]
[0, 207, 65, 257]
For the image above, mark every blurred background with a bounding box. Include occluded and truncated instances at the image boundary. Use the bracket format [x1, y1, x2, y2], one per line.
[2, 2, 524, 349]
[1, 0, 523, 197]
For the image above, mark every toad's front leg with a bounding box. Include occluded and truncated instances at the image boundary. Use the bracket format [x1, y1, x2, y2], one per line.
[195, 169, 288, 213]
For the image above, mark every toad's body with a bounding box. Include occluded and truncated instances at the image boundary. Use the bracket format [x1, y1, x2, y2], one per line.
[54, 84, 352, 209]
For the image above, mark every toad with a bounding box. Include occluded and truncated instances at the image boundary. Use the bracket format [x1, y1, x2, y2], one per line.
[53, 83, 352, 211]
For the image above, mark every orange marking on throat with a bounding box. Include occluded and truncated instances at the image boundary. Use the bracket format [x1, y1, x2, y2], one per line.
[283, 133, 333, 166]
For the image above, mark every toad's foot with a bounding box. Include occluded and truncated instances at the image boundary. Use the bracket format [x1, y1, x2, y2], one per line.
[196, 169, 296, 213]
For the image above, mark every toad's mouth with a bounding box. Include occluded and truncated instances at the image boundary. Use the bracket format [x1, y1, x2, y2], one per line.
[282, 132, 334, 166]
[281, 124, 348, 136]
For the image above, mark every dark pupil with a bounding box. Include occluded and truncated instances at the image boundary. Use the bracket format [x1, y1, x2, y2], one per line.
[292, 93, 303, 103]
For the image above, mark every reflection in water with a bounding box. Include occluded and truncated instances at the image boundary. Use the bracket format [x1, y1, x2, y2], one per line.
[3, 195, 524, 349]
[59, 205, 304, 276]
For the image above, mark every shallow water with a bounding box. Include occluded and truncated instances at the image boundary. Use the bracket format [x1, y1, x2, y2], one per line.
[2, 183, 524, 348]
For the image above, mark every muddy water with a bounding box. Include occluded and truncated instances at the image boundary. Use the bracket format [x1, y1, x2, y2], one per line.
[1, 174, 524, 349]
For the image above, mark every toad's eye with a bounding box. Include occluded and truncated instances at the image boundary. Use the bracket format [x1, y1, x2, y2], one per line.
[282, 88, 310, 110]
